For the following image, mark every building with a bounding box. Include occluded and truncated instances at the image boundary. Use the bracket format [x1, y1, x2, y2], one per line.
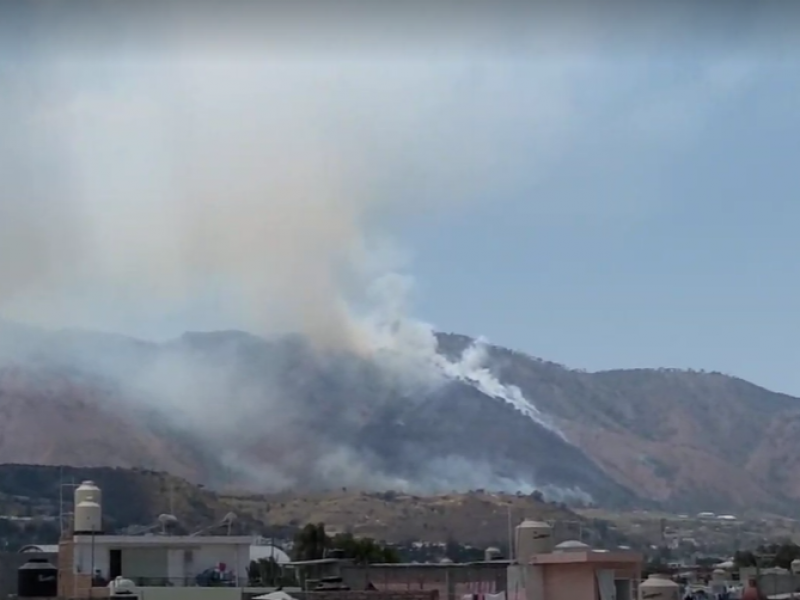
[56, 480, 252, 599]
[507, 521, 642, 600]
[59, 534, 252, 592]
[341, 560, 508, 599]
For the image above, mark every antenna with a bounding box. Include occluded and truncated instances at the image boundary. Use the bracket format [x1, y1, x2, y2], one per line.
[168, 481, 174, 516]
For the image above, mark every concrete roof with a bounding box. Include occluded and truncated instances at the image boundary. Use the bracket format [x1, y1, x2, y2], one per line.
[73, 535, 254, 546]
[530, 550, 642, 565]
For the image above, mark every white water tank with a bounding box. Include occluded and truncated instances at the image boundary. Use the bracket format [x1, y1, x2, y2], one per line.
[75, 481, 102, 507]
[791, 558, 800, 574]
[514, 520, 553, 563]
[639, 574, 680, 600]
[711, 569, 727, 582]
[484, 547, 502, 562]
[74, 501, 102, 534]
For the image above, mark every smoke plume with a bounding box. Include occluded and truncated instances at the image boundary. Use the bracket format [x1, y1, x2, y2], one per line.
[0, 40, 583, 499]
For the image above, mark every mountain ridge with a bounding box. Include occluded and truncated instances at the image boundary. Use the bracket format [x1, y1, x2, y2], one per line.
[0, 321, 798, 515]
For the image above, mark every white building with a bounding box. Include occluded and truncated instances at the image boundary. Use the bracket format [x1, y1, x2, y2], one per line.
[58, 481, 257, 598]
[72, 534, 253, 587]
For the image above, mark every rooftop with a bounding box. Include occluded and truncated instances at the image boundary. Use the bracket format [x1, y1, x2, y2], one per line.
[72, 535, 254, 546]
[530, 550, 642, 565]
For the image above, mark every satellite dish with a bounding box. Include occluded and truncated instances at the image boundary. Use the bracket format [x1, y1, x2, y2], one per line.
[221, 512, 237, 524]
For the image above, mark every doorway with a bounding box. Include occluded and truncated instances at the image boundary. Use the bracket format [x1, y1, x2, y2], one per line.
[109, 549, 122, 579]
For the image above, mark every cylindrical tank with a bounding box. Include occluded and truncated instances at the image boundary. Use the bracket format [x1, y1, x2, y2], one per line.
[791, 558, 800, 574]
[108, 577, 138, 600]
[74, 500, 103, 534]
[711, 568, 726, 582]
[514, 520, 553, 563]
[484, 547, 501, 561]
[639, 574, 680, 600]
[18, 558, 58, 598]
[74, 481, 102, 507]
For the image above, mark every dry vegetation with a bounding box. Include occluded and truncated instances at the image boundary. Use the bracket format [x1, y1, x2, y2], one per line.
[223, 489, 593, 546]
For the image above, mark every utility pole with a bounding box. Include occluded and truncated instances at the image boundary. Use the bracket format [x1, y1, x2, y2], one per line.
[507, 505, 514, 561]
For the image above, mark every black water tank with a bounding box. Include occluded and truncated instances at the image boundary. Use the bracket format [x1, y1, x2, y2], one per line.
[18, 558, 58, 598]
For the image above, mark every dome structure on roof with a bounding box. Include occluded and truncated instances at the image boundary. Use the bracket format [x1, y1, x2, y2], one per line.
[554, 540, 590, 552]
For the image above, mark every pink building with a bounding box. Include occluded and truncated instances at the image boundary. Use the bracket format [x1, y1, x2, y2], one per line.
[509, 522, 643, 600]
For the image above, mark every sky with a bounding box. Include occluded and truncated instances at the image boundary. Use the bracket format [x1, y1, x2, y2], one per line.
[2, 3, 800, 393]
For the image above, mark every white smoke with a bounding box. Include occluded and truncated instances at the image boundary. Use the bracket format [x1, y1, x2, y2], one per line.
[357, 273, 565, 436]
[0, 42, 579, 498]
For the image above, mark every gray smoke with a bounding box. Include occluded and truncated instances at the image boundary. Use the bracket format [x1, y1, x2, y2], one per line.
[0, 42, 583, 498]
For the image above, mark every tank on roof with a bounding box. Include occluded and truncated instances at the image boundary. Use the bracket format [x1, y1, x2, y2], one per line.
[711, 569, 727, 582]
[75, 480, 102, 506]
[791, 558, 800, 574]
[74, 500, 102, 534]
[484, 546, 502, 561]
[554, 540, 590, 552]
[514, 520, 553, 563]
[639, 574, 680, 600]
[18, 558, 58, 598]
[74, 481, 103, 534]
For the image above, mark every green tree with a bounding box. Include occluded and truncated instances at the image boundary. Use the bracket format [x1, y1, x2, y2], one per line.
[292, 523, 399, 565]
[734, 550, 758, 568]
[773, 543, 800, 570]
[292, 523, 329, 561]
[330, 533, 400, 565]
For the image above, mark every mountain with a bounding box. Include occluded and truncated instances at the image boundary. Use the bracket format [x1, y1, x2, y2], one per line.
[0, 321, 798, 515]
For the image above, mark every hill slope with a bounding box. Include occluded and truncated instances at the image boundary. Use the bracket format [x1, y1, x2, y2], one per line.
[1, 322, 799, 514]
[0, 464, 624, 550]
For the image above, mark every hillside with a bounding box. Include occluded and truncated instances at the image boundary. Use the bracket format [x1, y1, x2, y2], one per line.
[2, 322, 800, 514]
[0, 464, 626, 550]
[0, 464, 253, 535]
[221, 489, 631, 548]
[450, 331, 800, 514]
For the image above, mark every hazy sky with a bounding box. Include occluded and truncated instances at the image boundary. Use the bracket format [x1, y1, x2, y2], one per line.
[2, 3, 800, 393]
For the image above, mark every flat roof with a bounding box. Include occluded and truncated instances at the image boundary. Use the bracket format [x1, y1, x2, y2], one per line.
[530, 550, 642, 565]
[359, 562, 511, 568]
[73, 535, 254, 546]
[286, 559, 342, 566]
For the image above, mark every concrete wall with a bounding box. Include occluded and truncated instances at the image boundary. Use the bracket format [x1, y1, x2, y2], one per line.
[542, 564, 594, 600]
[341, 564, 506, 600]
[295, 591, 439, 600]
[71, 540, 250, 587]
[131, 586, 242, 600]
[754, 572, 800, 596]
[0, 551, 58, 599]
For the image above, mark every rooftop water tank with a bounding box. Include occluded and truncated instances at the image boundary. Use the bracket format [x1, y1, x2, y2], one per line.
[108, 577, 138, 599]
[639, 574, 680, 600]
[514, 520, 553, 563]
[791, 558, 800, 574]
[74, 500, 102, 534]
[484, 547, 502, 562]
[711, 568, 727, 582]
[18, 558, 58, 598]
[75, 481, 102, 507]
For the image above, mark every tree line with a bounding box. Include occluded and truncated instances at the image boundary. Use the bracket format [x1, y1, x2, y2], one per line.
[292, 523, 401, 564]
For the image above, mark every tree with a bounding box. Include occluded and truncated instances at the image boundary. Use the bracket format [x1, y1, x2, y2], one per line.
[292, 522, 399, 565]
[292, 523, 329, 561]
[734, 550, 758, 568]
[247, 557, 298, 587]
[331, 533, 400, 565]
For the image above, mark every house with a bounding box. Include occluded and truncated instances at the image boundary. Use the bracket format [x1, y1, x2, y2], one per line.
[508, 521, 643, 600]
[58, 534, 252, 596]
